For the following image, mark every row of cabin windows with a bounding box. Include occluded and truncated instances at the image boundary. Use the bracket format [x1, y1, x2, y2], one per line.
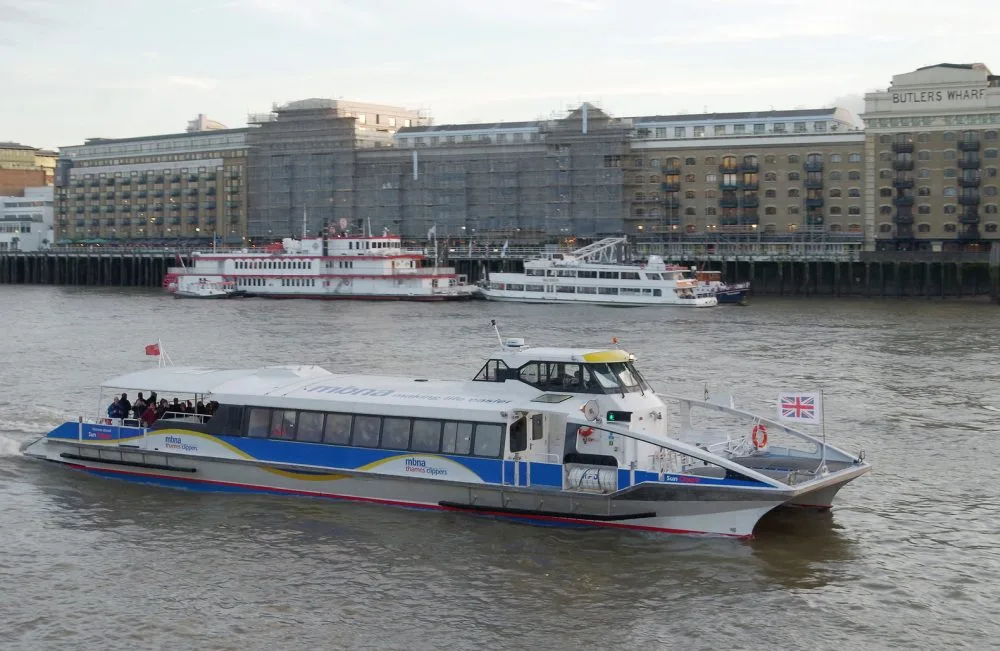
[281, 278, 316, 287]
[349, 241, 398, 250]
[235, 260, 312, 270]
[524, 269, 683, 280]
[244, 407, 505, 458]
[492, 283, 663, 297]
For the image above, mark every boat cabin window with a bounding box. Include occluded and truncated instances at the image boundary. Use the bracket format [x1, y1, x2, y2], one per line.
[297, 411, 324, 442]
[442, 422, 474, 455]
[621, 271, 640, 280]
[474, 359, 510, 382]
[645, 272, 661, 280]
[352, 415, 381, 448]
[556, 270, 576, 278]
[237, 408, 505, 457]
[324, 413, 353, 445]
[381, 417, 411, 450]
[525, 269, 545, 277]
[271, 410, 297, 439]
[247, 408, 270, 438]
[411, 419, 442, 452]
[577, 270, 597, 279]
[473, 424, 504, 457]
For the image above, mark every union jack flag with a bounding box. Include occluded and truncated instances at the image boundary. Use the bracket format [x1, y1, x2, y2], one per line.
[778, 392, 822, 423]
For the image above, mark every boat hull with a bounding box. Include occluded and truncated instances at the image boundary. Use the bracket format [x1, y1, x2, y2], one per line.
[716, 288, 749, 304]
[25, 437, 795, 538]
[479, 290, 716, 307]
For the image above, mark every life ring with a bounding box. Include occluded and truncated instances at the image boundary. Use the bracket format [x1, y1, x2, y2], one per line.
[577, 426, 594, 440]
[751, 424, 768, 449]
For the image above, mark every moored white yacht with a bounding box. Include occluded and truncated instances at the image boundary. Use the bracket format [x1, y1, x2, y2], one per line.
[23, 328, 870, 539]
[164, 232, 476, 301]
[479, 238, 717, 307]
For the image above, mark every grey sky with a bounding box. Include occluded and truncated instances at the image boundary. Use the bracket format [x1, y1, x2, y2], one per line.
[3, 0, 998, 149]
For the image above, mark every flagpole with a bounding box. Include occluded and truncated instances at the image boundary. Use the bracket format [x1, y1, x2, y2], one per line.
[819, 388, 827, 474]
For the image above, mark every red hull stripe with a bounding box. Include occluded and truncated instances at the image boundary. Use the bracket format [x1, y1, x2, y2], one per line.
[62, 462, 747, 538]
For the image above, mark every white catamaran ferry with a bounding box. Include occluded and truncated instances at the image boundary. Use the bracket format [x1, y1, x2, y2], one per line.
[24, 329, 870, 538]
[479, 238, 717, 307]
[164, 233, 476, 301]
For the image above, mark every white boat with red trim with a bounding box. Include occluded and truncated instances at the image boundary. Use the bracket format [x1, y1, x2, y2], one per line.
[164, 233, 475, 301]
[23, 329, 870, 538]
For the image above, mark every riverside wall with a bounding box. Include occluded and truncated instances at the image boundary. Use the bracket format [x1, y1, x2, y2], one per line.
[0, 250, 998, 300]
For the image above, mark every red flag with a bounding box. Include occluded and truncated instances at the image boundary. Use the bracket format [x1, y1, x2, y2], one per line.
[145, 343, 160, 356]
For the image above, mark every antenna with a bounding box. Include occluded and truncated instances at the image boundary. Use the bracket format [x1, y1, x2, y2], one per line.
[490, 319, 503, 347]
[301, 205, 307, 240]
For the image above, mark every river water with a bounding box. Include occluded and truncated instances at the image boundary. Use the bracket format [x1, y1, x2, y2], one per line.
[0, 286, 997, 650]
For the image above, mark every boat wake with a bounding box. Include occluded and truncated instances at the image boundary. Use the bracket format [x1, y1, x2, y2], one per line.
[0, 433, 24, 457]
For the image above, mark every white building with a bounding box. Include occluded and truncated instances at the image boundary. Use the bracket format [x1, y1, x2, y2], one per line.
[0, 186, 54, 251]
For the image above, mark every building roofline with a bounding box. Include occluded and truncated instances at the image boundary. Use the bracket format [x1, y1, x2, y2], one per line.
[61, 127, 251, 151]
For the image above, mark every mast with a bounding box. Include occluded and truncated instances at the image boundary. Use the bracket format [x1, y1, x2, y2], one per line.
[302, 205, 308, 240]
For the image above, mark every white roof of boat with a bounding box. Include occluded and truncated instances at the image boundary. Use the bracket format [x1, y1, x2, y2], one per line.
[213, 373, 545, 412]
[495, 346, 633, 365]
[101, 365, 333, 394]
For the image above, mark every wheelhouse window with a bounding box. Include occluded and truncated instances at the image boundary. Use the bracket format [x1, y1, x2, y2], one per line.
[474, 359, 509, 382]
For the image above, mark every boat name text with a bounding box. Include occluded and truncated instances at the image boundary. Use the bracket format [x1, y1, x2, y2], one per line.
[303, 384, 512, 404]
[164, 435, 199, 452]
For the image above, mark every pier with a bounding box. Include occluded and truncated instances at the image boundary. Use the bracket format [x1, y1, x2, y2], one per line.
[0, 246, 998, 300]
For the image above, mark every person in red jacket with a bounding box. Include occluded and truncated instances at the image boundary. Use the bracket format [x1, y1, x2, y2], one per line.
[141, 402, 158, 427]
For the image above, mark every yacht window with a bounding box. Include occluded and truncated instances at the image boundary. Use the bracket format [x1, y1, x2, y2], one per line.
[525, 284, 544, 292]
[597, 287, 618, 295]
[473, 424, 504, 457]
[620, 287, 641, 295]
[509, 417, 527, 452]
[653, 289, 662, 297]
[556, 270, 576, 277]
[381, 417, 411, 450]
[441, 422, 473, 455]
[247, 408, 270, 438]
[508, 284, 524, 291]
[645, 273, 662, 280]
[525, 269, 545, 277]
[546, 270, 556, 276]
[323, 413, 352, 445]
[352, 415, 381, 447]
[577, 286, 597, 294]
[621, 272, 640, 280]
[297, 411, 324, 442]
[555, 286, 576, 293]
[598, 271, 619, 279]
[577, 270, 597, 279]
[270, 410, 297, 439]
[411, 419, 442, 452]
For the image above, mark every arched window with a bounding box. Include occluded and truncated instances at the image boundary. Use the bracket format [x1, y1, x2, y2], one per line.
[879, 223, 892, 233]
[721, 155, 738, 171]
[830, 154, 842, 163]
[765, 206, 776, 215]
[830, 206, 843, 215]
[879, 205, 892, 215]
[848, 188, 861, 198]
[829, 223, 843, 232]
[788, 188, 800, 197]
[829, 188, 842, 198]
[918, 223, 931, 233]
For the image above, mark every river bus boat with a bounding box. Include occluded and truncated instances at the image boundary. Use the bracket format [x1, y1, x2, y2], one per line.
[479, 238, 717, 307]
[164, 233, 475, 301]
[23, 332, 869, 538]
